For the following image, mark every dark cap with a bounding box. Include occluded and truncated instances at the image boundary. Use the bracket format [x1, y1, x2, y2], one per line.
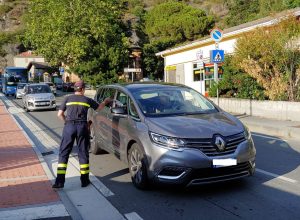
[74, 80, 85, 89]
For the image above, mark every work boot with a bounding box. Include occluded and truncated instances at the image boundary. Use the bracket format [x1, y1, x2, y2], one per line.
[81, 174, 90, 187]
[52, 174, 65, 189]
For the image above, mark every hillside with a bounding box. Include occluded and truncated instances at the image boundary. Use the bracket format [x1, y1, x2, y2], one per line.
[0, 0, 28, 32]
[0, 0, 299, 72]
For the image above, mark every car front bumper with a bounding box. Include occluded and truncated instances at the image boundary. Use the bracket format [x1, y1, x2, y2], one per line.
[27, 101, 56, 111]
[141, 135, 256, 186]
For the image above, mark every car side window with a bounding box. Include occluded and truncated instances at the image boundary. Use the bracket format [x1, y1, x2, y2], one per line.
[101, 88, 116, 106]
[115, 91, 128, 107]
[95, 88, 104, 102]
[128, 98, 139, 119]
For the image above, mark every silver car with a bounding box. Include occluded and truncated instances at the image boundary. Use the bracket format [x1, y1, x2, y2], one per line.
[15, 83, 27, 99]
[45, 82, 57, 95]
[22, 83, 56, 112]
[88, 83, 256, 189]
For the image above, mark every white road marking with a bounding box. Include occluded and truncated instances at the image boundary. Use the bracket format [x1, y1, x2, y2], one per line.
[252, 133, 286, 142]
[125, 212, 144, 220]
[256, 168, 298, 184]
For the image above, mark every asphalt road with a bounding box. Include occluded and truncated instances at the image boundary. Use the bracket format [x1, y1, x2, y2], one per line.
[9, 92, 300, 220]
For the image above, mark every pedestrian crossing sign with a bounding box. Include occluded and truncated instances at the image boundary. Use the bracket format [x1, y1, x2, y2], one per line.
[210, 50, 224, 63]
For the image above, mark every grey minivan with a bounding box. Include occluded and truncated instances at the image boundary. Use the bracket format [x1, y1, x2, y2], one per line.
[88, 83, 256, 189]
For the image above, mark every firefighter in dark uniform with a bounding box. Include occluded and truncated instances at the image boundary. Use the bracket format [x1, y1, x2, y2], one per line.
[52, 80, 112, 188]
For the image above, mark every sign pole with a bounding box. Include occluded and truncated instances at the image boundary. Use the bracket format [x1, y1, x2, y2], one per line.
[210, 28, 224, 106]
[214, 43, 219, 106]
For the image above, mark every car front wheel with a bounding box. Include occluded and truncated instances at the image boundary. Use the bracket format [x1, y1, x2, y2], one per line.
[89, 124, 104, 155]
[128, 143, 149, 189]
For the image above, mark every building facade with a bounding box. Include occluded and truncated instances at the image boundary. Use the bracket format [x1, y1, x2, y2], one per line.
[156, 8, 300, 96]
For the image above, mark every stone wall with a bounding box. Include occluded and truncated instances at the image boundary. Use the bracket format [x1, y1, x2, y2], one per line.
[209, 98, 300, 122]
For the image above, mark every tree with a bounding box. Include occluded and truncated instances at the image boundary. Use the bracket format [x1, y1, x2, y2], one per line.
[24, 0, 129, 85]
[144, 1, 215, 44]
[142, 40, 174, 79]
[234, 17, 300, 101]
[209, 56, 265, 100]
[225, 0, 259, 26]
[142, 1, 215, 79]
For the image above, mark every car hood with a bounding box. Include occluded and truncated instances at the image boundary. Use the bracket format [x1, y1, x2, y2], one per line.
[145, 112, 244, 138]
[26, 93, 54, 100]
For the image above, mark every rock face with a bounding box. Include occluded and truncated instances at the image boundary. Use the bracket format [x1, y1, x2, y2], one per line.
[0, 0, 27, 31]
[0, 0, 28, 70]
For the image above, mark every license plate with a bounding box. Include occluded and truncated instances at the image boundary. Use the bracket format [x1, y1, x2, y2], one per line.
[212, 158, 237, 168]
[37, 102, 49, 106]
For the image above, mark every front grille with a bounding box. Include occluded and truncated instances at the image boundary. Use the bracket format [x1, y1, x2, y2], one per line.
[188, 162, 251, 185]
[184, 132, 246, 157]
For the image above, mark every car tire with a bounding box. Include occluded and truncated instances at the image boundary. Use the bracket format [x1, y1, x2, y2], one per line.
[90, 124, 104, 155]
[128, 143, 149, 190]
[24, 103, 30, 112]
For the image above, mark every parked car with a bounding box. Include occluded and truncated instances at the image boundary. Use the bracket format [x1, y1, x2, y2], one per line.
[56, 82, 63, 90]
[88, 83, 256, 189]
[62, 82, 74, 92]
[22, 83, 56, 112]
[15, 83, 27, 99]
[45, 82, 57, 95]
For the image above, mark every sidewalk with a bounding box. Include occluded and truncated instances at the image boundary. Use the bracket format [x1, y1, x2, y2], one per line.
[234, 113, 300, 140]
[0, 101, 69, 219]
[0, 95, 126, 220]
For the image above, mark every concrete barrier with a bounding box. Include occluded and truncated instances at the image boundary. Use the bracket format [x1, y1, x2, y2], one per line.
[209, 98, 300, 122]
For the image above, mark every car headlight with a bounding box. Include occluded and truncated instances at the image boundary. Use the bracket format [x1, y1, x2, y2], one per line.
[150, 132, 185, 149]
[244, 125, 251, 139]
[50, 95, 55, 100]
[27, 96, 34, 102]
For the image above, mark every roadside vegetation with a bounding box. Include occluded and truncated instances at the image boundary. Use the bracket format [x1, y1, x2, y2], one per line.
[210, 17, 300, 101]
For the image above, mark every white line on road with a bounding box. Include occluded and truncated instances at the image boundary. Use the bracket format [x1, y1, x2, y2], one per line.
[256, 168, 298, 184]
[125, 212, 144, 220]
[252, 133, 286, 142]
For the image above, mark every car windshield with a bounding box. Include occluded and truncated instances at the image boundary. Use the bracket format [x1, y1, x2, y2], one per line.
[132, 86, 217, 117]
[28, 85, 51, 94]
[17, 84, 26, 89]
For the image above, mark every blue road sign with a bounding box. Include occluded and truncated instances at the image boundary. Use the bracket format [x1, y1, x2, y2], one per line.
[211, 50, 225, 63]
[210, 28, 223, 42]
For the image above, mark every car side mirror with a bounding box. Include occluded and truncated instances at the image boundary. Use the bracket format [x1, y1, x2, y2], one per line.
[111, 107, 127, 115]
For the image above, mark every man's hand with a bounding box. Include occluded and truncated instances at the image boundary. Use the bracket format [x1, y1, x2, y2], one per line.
[97, 97, 114, 111]
[104, 97, 113, 106]
[57, 110, 66, 123]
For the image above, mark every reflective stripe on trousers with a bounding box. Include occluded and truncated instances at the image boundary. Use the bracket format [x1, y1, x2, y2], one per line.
[80, 164, 89, 174]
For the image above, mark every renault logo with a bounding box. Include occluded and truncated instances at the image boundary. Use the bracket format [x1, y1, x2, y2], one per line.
[214, 136, 226, 151]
